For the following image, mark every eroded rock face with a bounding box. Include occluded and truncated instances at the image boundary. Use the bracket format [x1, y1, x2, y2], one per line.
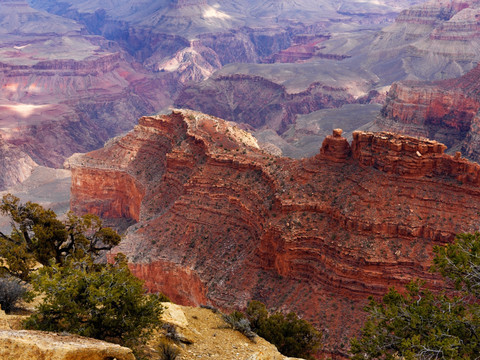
[376, 63, 480, 161]
[0, 136, 37, 189]
[366, 0, 480, 82]
[70, 110, 480, 357]
[0, 330, 135, 360]
[175, 74, 356, 133]
[0, 0, 173, 187]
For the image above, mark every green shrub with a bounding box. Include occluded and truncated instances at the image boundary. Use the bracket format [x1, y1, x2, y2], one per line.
[245, 300, 321, 359]
[350, 232, 480, 359]
[0, 194, 120, 281]
[222, 310, 256, 340]
[24, 254, 163, 350]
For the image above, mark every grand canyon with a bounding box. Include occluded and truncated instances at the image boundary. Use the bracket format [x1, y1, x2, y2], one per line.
[2, 0, 480, 359]
[67, 109, 480, 356]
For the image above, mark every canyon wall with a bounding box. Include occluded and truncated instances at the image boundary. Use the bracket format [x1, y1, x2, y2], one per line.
[0, 0, 175, 188]
[365, 0, 480, 83]
[70, 110, 480, 357]
[375, 63, 480, 161]
[175, 74, 356, 133]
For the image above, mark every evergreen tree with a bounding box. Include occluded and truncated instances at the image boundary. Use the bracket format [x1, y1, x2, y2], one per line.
[351, 233, 480, 359]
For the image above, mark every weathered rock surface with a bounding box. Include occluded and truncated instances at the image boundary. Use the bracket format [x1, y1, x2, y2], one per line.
[159, 304, 303, 360]
[0, 0, 173, 188]
[374, 63, 480, 161]
[0, 135, 38, 189]
[364, 0, 480, 83]
[175, 74, 356, 134]
[0, 330, 135, 360]
[70, 110, 480, 357]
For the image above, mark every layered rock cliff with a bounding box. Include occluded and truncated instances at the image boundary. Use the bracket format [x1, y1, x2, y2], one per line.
[0, 0, 173, 187]
[365, 0, 480, 82]
[375, 63, 480, 161]
[70, 110, 480, 357]
[175, 74, 356, 133]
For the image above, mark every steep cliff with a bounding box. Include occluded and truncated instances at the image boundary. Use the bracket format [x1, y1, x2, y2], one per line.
[375, 63, 480, 161]
[70, 110, 480, 357]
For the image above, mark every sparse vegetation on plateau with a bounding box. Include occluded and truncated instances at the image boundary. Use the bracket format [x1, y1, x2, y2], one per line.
[157, 338, 181, 360]
[0, 195, 164, 358]
[24, 254, 164, 353]
[224, 300, 321, 359]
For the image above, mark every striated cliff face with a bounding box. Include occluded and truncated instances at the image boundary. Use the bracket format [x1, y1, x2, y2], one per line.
[366, 0, 480, 83]
[70, 110, 480, 357]
[0, 0, 174, 187]
[175, 74, 356, 133]
[376, 63, 480, 161]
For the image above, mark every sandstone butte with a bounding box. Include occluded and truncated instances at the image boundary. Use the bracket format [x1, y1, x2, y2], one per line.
[377, 62, 480, 162]
[67, 109, 480, 357]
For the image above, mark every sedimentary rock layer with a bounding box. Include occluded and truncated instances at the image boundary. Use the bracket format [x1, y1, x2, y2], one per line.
[376, 63, 480, 160]
[366, 0, 480, 82]
[70, 110, 480, 356]
[0, 0, 173, 188]
[175, 74, 356, 133]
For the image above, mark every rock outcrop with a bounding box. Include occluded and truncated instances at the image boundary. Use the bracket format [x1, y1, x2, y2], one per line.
[0, 330, 135, 360]
[375, 63, 480, 161]
[70, 110, 480, 357]
[159, 303, 302, 360]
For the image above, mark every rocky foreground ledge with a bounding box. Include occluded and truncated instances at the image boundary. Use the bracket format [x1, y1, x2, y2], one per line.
[0, 304, 300, 360]
[0, 330, 135, 360]
[68, 109, 480, 356]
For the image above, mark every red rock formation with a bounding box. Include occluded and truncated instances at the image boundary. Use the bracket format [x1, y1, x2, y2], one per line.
[377, 63, 480, 161]
[264, 37, 329, 63]
[70, 110, 480, 357]
[319, 128, 351, 162]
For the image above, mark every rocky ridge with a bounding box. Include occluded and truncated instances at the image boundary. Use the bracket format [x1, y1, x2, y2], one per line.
[374, 63, 480, 161]
[0, 303, 300, 360]
[175, 73, 357, 134]
[69, 110, 480, 356]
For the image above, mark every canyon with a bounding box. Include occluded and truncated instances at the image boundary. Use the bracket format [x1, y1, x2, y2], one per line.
[0, 0, 173, 188]
[19, 0, 423, 160]
[173, 0, 480, 160]
[69, 110, 480, 357]
[5, 0, 480, 190]
[371, 62, 480, 162]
